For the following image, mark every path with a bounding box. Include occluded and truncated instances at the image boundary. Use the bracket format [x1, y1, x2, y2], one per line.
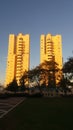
[0, 97, 25, 118]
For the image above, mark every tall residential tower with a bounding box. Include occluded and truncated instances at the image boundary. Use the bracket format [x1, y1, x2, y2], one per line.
[5, 33, 30, 86]
[40, 33, 63, 85]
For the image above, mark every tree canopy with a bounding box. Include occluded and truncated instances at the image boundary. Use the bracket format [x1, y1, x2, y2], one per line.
[6, 79, 18, 92]
[20, 60, 61, 88]
[63, 57, 73, 80]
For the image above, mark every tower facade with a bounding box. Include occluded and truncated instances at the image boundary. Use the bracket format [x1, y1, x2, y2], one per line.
[5, 33, 30, 86]
[40, 33, 63, 85]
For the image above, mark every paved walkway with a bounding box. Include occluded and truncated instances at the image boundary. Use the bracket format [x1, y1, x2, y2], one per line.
[0, 97, 25, 118]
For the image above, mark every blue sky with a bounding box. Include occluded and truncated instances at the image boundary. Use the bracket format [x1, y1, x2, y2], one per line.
[0, 0, 73, 84]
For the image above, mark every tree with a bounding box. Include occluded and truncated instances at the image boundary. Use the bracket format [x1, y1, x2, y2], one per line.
[19, 70, 28, 89]
[20, 60, 61, 89]
[6, 79, 18, 92]
[59, 75, 71, 94]
[63, 57, 73, 80]
[58, 57, 73, 92]
[39, 60, 60, 88]
[29, 66, 41, 86]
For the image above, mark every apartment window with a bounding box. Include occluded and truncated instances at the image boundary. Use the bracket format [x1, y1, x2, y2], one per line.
[19, 38, 23, 40]
[18, 46, 23, 48]
[19, 43, 22, 46]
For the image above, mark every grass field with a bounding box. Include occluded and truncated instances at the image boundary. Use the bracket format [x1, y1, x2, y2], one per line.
[0, 97, 73, 130]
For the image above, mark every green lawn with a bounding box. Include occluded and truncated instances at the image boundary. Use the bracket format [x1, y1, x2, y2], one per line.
[0, 97, 73, 130]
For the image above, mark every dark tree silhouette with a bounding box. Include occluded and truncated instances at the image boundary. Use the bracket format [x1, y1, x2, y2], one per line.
[6, 79, 18, 92]
[63, 57, 73, 80]
[19, 71, 28, 90]
[20, 60, 61, 89]
[39, 60, 61, 88]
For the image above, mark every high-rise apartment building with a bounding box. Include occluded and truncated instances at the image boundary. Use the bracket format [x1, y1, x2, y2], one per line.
[5, 33, 30, 86]
[40, 33, 63, 85]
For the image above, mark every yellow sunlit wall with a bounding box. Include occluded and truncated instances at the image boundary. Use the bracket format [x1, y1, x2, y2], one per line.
[40, 33, 63, 85]
[5, 33, 30, 86]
